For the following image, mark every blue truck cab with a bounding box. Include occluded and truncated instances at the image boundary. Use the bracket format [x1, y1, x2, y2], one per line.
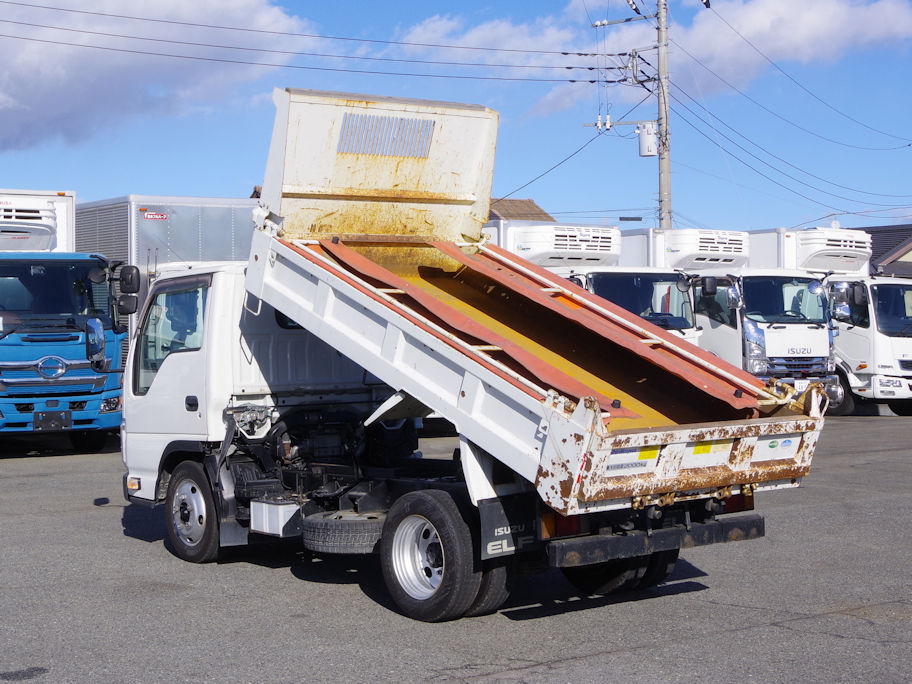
[0, 251, 132, 451]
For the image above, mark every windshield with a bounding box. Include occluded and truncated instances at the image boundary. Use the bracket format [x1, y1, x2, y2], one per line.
[741, 276, 827, 324]
[0, 259, 112, 330]
[588, 272, 694, 330]
[871, 283, 912, 337]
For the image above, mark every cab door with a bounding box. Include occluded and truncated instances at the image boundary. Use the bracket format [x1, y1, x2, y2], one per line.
[123, 274, 212, 499]
[830, 280, 871, 379]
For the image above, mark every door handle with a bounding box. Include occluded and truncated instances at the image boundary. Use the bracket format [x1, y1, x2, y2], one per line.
[185, 395, 199, 412]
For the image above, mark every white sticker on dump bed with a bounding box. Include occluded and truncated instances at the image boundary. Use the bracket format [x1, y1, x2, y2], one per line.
[606, 445, 659, 472]
[682, 438, 734, 468]
[753, 433, 802, 462]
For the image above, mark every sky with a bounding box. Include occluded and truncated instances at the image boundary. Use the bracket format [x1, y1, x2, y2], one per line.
[1, 0, 912, 233]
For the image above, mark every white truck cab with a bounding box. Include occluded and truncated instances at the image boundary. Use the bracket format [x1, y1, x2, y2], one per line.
[694, 227, 846, 403]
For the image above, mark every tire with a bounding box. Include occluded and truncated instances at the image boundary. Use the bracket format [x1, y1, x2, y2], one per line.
[463, 560, 512, 618]
[887, 400, 912, 416]
[380, 490, 482, 622]
[826, 374, 856, 416]
[636, 549, 680, 589]
[165, 461, 219, 563]
[68, 429, 108, 453]
[561, 555, 649, 596]
[302, 511, 385, 554]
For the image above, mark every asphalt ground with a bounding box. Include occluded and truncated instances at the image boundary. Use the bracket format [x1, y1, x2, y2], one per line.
[0, 416, 909, 683]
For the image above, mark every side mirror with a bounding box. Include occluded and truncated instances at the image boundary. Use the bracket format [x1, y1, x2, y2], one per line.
[117, 294, 138, 316]
[853, 284, 868, 306]
[119, 265, 141, 294]
[808, 279, 824, 295]
[700, 276, 717, 297]
[725, 286, 741, 310]
[832, 302, 852, 322]
[675, 275, 691, 293]
[85, 317, 105, 364]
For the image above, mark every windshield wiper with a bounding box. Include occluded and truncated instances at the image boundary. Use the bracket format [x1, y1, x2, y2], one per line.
[0, 327, 17, 342]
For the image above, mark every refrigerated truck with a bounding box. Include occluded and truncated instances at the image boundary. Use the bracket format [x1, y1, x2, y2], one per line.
[0, 189, 131, 451]
[75, 195, 257, 338]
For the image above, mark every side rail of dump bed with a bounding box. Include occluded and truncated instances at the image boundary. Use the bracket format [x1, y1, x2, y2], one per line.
[245, 224, 826, 516]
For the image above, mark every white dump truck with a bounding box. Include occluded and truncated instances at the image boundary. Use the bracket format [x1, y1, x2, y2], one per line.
[120, 89, 826, 622]
[694, 227, 846, 404]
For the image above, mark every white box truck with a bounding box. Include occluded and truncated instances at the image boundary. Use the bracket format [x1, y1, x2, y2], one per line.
[120, 88, 826, 622]
[75, 195, 257, 336]
[693, 227, 846, 404]
[774, 226, 912, 415]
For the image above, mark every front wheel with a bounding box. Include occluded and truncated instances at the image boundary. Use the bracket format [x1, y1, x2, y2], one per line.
[165, 461, 219, 563]
[826, 374, 856, 416]
[380, 490, 481, 622]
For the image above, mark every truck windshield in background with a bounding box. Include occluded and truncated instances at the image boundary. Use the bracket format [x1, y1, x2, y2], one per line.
[871, 283, 912, 337]
[0, 258, 113, 330]
[587, 272, 694, 331]
[741, 276, 827, 325]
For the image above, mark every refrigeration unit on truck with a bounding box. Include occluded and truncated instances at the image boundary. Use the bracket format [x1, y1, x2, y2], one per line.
[0, 189, 136, 451]
[75, 195, 258, 340]
[482, 221, 710, 345]
[779, 226, 912, 415]
[693, 227, 843, 405]
[122, 88, 827, 622]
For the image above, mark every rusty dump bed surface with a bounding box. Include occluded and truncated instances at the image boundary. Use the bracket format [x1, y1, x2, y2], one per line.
[288, 235, 766, 432]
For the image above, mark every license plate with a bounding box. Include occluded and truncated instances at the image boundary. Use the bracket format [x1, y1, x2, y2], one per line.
[794, 379, 810, 392]
[34, 410, 72, 431]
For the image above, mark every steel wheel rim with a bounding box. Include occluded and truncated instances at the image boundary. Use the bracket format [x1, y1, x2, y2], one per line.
[171, 477, 207, 548]
[391, 514, 444, 600]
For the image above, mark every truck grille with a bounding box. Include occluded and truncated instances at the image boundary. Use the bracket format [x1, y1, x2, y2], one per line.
[767, 357, 829, 377]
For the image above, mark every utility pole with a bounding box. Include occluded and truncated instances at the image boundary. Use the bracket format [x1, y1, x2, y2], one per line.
[656, 0, 672, 231]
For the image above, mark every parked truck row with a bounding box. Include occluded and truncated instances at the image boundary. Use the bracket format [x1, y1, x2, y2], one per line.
[117, 88, 827, 622]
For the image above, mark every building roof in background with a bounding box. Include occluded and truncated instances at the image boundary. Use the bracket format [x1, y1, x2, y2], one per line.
[849, 224, 912, 264]
[488, 198, 554, 222]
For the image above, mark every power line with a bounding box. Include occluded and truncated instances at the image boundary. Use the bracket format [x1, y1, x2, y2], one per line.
[666, 37, 910, 152]
[671, 82, 912, 201]
[708, 5, 912, 143]
[0, 17, 615, 72]
[0, 0, 612, 57]
[0, 31, 613, 83]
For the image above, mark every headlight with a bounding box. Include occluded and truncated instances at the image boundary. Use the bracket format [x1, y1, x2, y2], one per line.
[100, 396, 122, 413]
[827, 354, 836, 373]
[745, 341, 768, 375]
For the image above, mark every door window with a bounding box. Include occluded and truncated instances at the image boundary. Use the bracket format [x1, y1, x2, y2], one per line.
[134, 275, 210, 395]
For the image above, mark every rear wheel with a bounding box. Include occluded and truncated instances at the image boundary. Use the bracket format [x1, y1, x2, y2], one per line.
[380, 490, 481, 622]
[887, 399, 912, 416]
[561, 555, 649, 596]
[826, 373, 856, 416]
[165, 461, 219, 563]
[637, 549, 680, 589]
[463, 560, 512, 617]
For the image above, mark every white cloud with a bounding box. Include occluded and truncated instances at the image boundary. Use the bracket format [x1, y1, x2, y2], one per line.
[0, 0, 310, 150]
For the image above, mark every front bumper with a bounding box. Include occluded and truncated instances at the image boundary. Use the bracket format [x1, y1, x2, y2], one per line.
[868, 374, 912, 400]
[546, 513, 765, 567]
[762, 374, 840, 403]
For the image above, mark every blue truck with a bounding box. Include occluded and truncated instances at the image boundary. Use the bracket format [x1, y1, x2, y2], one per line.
[0, 189, 135, 451]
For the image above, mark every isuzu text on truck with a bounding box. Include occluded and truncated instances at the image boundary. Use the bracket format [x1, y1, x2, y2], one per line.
[121, 89, 826, 621]
[0, 189, 135, 451]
